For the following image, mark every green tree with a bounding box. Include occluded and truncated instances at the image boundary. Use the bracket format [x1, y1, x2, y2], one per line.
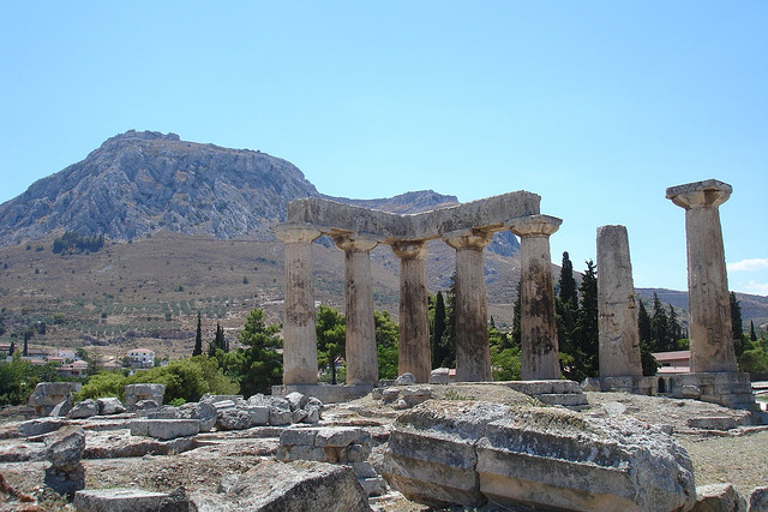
[730, 292, 746, 357]
[640, 341, 659, 376]
[489, 320, 519, 381]
[208, 323, 228, 357]
[316, 305, 346, 384]
[193, 311, 203, 357]
[749, 321, 758, 343]
[638, 300, 651, 346]
[0, 352, 62, 406]
[556, 252, 579, 361]
[234, 308, 283, 397]
[375, 310, 399, 380]
[7, 340, 14, 356]
[650, 293, 670, 352]
[567, 259, 599, 381]
[431, 291, 448, 369]
[437, 275, 457, 368]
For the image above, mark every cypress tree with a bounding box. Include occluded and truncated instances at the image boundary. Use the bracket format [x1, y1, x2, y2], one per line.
[439, 275, 457, 368]
[22, 331, 30, 357]
[571, 259, 599, 380]
[638, 300, 651, 344]
[651, 293, 669, 352]
[750, 321, 758, 342]
[730, 292, 745, 357]
[8, 340, 14, 356]
[431, 291, 447, 368]
[193, 312, 203, 356]
[557, 252, 579, 360]
[558, 252, 578, 308]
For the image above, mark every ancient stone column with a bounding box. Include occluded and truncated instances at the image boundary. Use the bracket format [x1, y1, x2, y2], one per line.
[666, 179, 736, 373]
[391, 240, 431, 383]
[511, 215, 562, 380]
[444, 230, 493, 382]
[333, 234, 379, 387]
[596, 225, 643, 378]
[275, 224, 321, 385]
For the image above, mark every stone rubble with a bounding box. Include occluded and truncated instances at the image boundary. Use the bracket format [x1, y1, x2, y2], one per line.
[44, 426, 86, 499]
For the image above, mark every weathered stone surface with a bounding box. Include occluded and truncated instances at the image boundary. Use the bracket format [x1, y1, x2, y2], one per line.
[29, 382, 80, 417]
[269, 408, 293, 426]
[73, 487, 197, 512]
[178, 402, 217, 432]
[46, 426, 85, 471]
[687, 416, 738, 431]
[750, 487, 768, 512]
[124, 383, 165, 411]
[44, 464, 84, 499]
[581, 377, 601, 392]
[97, 397, 126, 415]
[379, 401, 509, 507]
[285, 391, 307, 411]
[247, 406, 270, 426]
[194, 459, 372, 512]
[130, 419, 200, 440]
[428, 368, 450, 384]
[690, 483, 746, 512]
[68, 399, 99, 419]
[216, 409, 252, 431]
[0, 417, 66, 440]
[477, 409, 696, 512]
[49, 396, 73, 417]
[395, 373, 417, 386]
[380, 400, 696, 512]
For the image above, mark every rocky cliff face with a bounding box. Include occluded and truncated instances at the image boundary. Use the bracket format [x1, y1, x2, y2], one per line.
[0, 130, 518, 254]
[0, 130, 321, 244]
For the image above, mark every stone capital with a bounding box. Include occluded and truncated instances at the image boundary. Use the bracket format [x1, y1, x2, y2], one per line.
[332, 233, 378, 253]
[275, 223, 321, 244]
[391, 240, 428, 260]
[443, 229, 493, 251]
[509, 215, 562, 238]
[666, 179, 732, 210]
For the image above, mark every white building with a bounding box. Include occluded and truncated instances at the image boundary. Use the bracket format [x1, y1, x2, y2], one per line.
[127, 347, 155, 368]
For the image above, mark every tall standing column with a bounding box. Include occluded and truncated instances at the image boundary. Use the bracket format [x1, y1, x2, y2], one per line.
[444, 230, 493, 382]
[275, 224, 321, 385]
[333, 234, 379, 387]
[666, 179, 736, 373]
[391, 240, 431, 383]
[511, 215, 562, 380]
[596, 225, 643, 378]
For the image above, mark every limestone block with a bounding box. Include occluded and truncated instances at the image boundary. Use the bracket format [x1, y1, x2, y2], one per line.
[45, 464, 84, 500]
[682, 385, 703, 399]
[247, 393, 267, 406]
[130, 419, 200, 440]
[73, 487, 195, 512]
[68, 399, 99, 419]
[49, 396, 73, 417]
[285, 391, 308, 411]
[278, 444, 329, 462]
[315, 427, 371, 448]
[178, 402, 217, 432]
[124, 384, 165, 411]
[750, 487, 768, 512]
[686, 416, 738, 431]
[141, 406, 182, 420]
[399, 386, 433, 407]
[247, 405, 270, 426]
[269, 407, 293, 426]
[280, 426, 318, 447]
[476, 409, 696, 512]
[395, 373, 416, 385]
[690, 483, 747, 512]
[193, 459, 372, 512]
[381, 388, 400, 404]
[134, 399, 159, 411]
[216, 409, 252, 430]
[342, 443, 372, 463]
[429, 368, 450, 384]
[379, 401, 510, 507]
[581, 377, 601, 392]
[96, 397, 126, 415]
[304, 406, 321, 424]
[15, 418, 67, 438]
[292, 409, 308, 423]
[46, 426, 85, 471]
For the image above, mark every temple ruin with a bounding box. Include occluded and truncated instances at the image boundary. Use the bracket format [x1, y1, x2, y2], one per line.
[276, 180, 758, 411]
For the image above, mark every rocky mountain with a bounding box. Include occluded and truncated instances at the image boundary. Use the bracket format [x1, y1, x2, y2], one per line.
[0, 130, 519, 254]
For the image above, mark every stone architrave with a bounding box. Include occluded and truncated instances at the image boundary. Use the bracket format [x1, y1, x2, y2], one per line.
[276, 224, 322, 385]
[510, 215, 562, 380]
[596, 225, 643, 378]
[666, 179, 736, 373]
[333, 234, 379, 387]
[392, 240, 431, 383]
[444, 230, 493, 382]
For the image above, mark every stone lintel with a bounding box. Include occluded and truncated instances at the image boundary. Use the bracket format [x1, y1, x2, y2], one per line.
[285, 191, 541, 242]
[665, 179, 732, 209]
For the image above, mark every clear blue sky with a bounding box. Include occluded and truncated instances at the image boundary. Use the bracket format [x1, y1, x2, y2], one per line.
[1, 2, 766, 295]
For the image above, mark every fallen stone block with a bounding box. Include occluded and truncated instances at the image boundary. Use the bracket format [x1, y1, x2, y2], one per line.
[750, 486, 768, 512]
[686, 416, 739, 431]
[178, 402, 217, 432]
[380, 400, 696, 512]
[73, 487, 196, 512]
[690, 483, 746, 512]
[477, 409, 696, 512]
[130, 419, 200, 440]
[428, 368, 450, 384]
[216, 409, 252, 430]
[68, 399, 99, 419]
[0, 418, 66, 440]
[124, 383, 166, 411]
[28, 382, 80, 417]
[96, 397, 126, 415]
[46, 426, 85, 471]
[395, 373, 416, 385]
[50, 396, 73, 417]
[194, 459, 371, 511]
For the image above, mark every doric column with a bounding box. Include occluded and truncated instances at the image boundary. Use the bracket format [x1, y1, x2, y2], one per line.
[596, 225, 642, 377]
[444, 230, 493, 382]
[333, 233, 379, 387]
[510, 215, 562, 380]
[666, 179, 736, 373]
[391, 240, 431, 383]
[275, 223, 321, 385]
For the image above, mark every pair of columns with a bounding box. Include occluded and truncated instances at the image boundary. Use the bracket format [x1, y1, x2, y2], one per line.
[278, 213, 564, 387]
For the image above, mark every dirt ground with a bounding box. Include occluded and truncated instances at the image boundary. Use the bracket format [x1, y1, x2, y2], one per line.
[1, 386, 766, 511]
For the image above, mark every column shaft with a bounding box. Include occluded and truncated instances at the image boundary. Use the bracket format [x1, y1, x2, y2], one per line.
[444, 231, 492, 382]
[667, 180, 736, 373]
[511, 216, 562, 380]
[392, 241, 431, 383]
[334, 235, 379, 387]
[276, 225, 320, 385]
[596, 225, 642, 377]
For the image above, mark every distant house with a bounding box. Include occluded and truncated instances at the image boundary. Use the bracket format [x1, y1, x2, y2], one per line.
[58, 359, 89, 378]
[127, 348, 155, 368]
[653, 350, 690, 375]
